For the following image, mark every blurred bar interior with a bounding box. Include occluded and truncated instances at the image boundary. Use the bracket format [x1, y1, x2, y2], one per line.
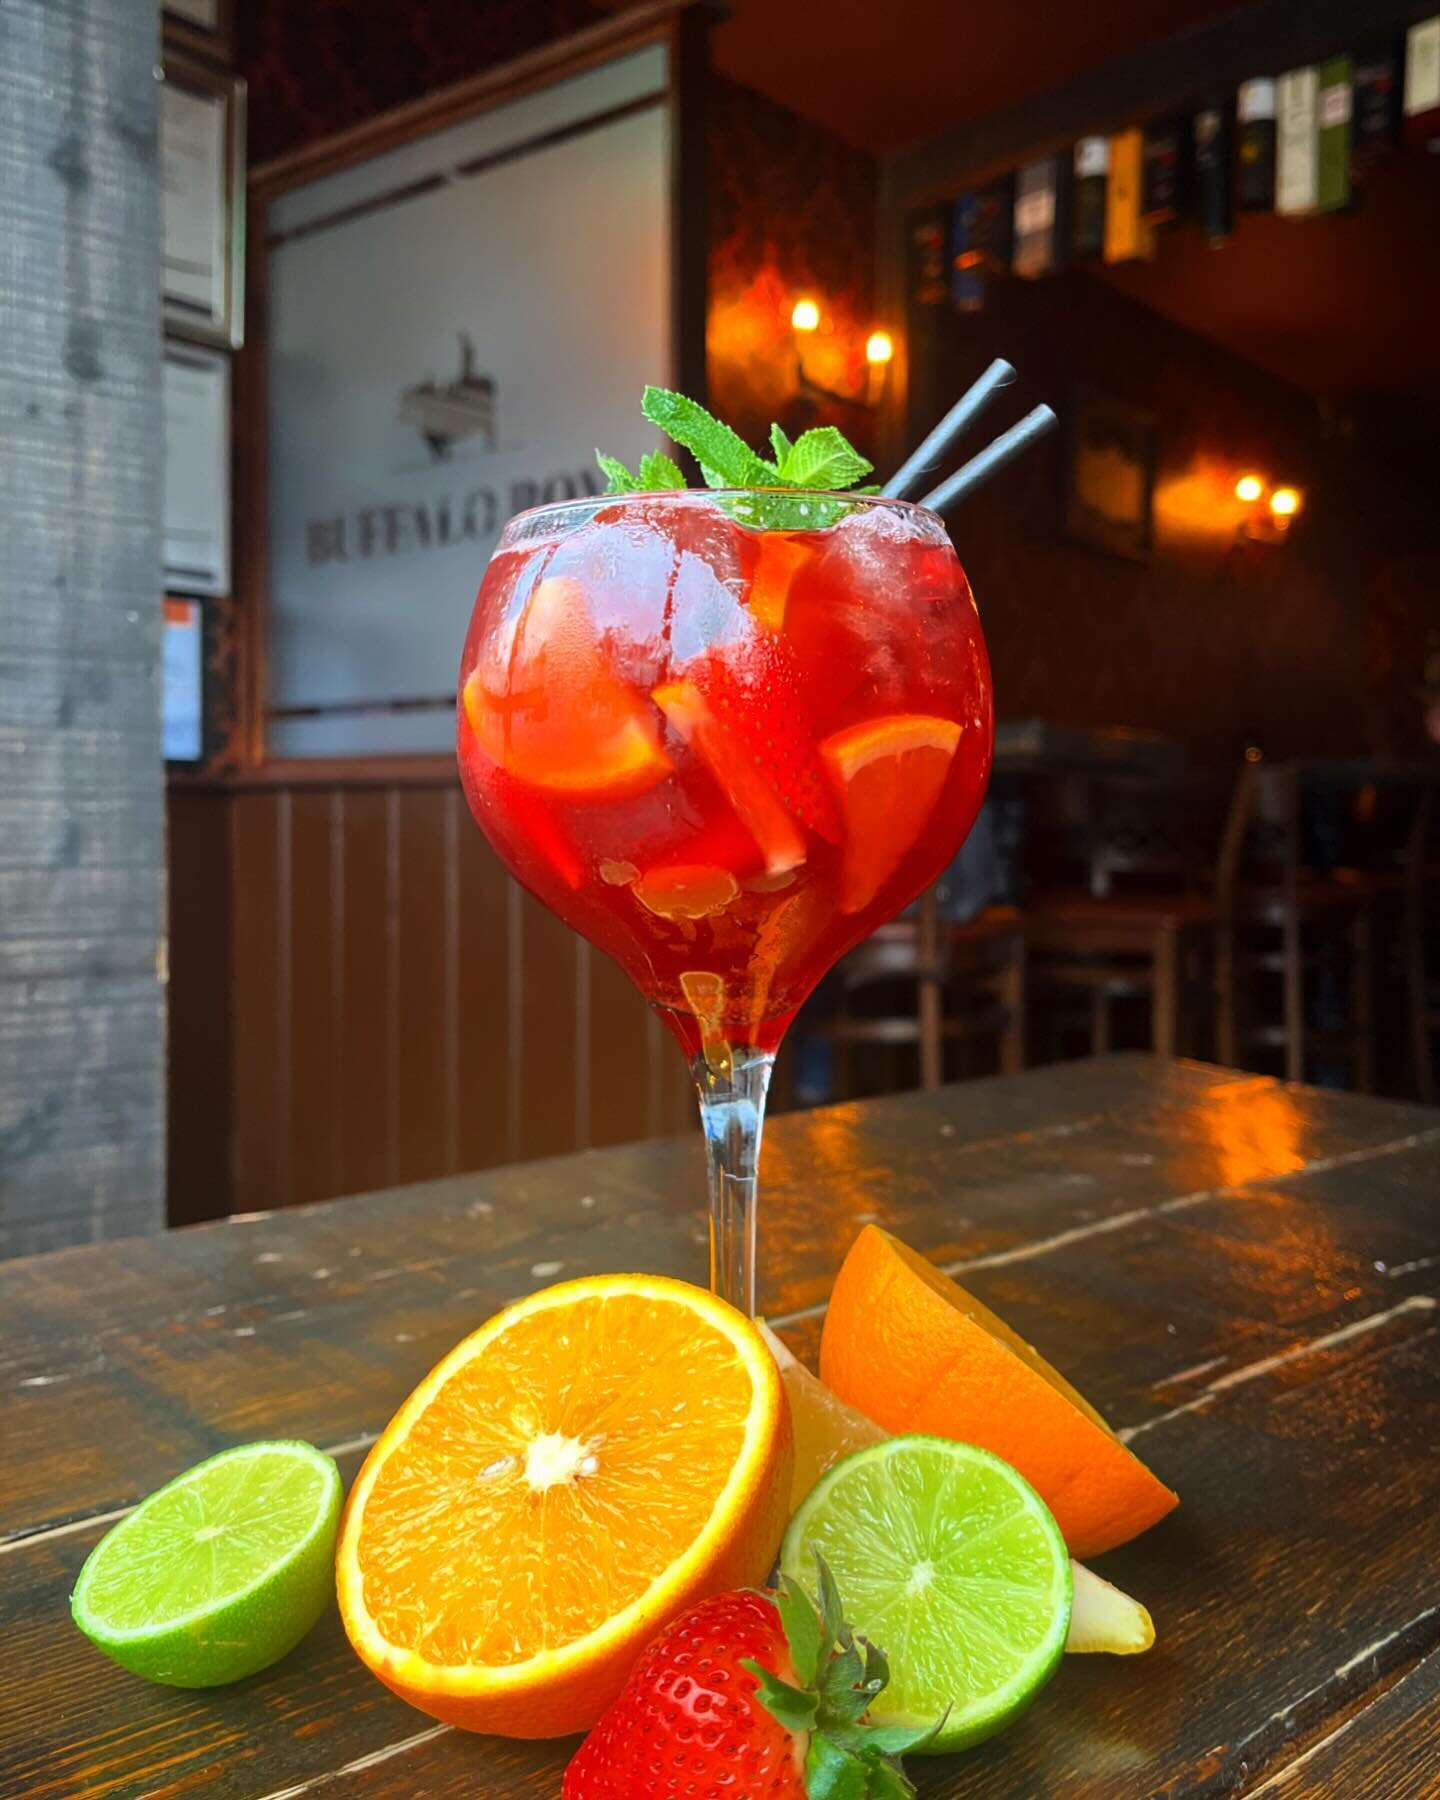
[3, 0, 1439, 1255]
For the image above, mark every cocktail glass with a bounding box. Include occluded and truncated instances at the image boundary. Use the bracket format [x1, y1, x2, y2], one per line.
[457, 490, 993, 1315]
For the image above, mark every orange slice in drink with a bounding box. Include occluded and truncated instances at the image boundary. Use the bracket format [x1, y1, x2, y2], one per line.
[337, 1274, 792, 1738]
[463, 577, 670, 799]
[653, 679, 808, 876]
[747, 533, 815, 631]
[821, 1226, 1178, 1559]
[819, 713, 962, 912]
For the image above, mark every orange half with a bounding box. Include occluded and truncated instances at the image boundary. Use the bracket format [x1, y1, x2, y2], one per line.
[464, 577, 671, 799]
[820, 714, 961, 911]
[821, 1226, 1178, 1559]
[337, 1274, 792, 1738]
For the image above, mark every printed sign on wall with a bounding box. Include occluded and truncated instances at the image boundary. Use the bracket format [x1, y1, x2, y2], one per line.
[265, 48, 672, 755]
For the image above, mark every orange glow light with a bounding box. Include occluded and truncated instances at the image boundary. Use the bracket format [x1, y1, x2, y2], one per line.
[790, 298, 820, 333]
[1234, 474, 1264, 504]
[1270, 486, 1301, 517]
[865, 330, 894, 366]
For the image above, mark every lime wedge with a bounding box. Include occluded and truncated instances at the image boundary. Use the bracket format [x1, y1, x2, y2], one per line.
[71, 1440, 342, 1687]
[781, 1435, 1071, 1752]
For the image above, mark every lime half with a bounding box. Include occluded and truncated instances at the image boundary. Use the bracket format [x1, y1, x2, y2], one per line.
[781, 1435, 1071, 1752]
[72, 1440, 342, 1687]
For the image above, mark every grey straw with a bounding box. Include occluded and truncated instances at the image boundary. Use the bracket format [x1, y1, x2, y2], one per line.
[918, 404, 1059, 515]
[880, 358, 1016, 499]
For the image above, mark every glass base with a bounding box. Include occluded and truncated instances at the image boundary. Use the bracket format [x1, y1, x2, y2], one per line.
[691, 1046, 773, 1318]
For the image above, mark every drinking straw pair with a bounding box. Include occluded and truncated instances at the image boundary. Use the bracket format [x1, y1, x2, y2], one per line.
[880, 359, 1057, 514]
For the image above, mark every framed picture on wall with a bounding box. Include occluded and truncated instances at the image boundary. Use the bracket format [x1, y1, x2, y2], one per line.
[163, 343, 231, 596]
[163, 0, 234, 67]
[162, 56, 245, 348]
[1064, 386, 1157, 561]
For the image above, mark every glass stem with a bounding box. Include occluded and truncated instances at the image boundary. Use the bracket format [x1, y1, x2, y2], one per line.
[692, 1047, 774, 1318]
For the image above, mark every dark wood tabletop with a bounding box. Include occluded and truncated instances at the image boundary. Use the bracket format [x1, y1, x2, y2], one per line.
[4, 1054, 1439, 1800]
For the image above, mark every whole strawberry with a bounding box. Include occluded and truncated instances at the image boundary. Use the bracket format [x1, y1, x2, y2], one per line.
[563, 1557, 936, 1800]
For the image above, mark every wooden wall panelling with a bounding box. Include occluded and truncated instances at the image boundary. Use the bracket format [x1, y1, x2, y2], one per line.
[395, 787, 451, 1187]
[229, 792, 285, 1209]
[335, 789, 391, 1200]
[196, 776, 696, 1220]
[166, 791, 232, 1226]
[455, 793, 517, 1170]
[286, 789, 338, 1204]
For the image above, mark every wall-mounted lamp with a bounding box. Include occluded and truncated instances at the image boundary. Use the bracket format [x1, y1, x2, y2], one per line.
[790, 296, 894, 410]
[1235, 472, 1304, 544]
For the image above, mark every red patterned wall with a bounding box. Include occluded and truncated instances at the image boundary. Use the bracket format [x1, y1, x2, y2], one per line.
[240, 0, 588, 165]
[705, 74, 877, 460]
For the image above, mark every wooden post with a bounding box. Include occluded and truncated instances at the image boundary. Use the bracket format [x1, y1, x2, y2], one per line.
[0, 0, 165, 1255]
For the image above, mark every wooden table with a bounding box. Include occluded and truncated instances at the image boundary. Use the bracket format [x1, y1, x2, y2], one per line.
[4, 1055, 1439, 1799]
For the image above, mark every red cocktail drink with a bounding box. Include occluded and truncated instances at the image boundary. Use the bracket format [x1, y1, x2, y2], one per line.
[458, 491, 993, 1310]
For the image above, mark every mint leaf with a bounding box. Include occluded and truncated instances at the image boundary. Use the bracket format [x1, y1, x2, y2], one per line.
[638, 450, 685, 491]
[770, 422, 794, 464]
[775, 426, 874, 492]
[595, 450, 641, 494]
[641, 386, 777, 488]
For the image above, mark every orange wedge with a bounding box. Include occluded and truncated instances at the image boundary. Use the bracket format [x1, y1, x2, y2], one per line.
[821, 1226, 1178, 1559]
[819, 714, 961, 911]
[337, 1274, 792, 1738]
[463, 577, 670, 798]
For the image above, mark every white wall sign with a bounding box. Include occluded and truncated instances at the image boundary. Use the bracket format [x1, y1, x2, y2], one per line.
[264, 47, 673, 756]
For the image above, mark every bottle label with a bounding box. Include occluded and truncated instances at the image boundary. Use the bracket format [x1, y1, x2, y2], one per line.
[1277, 68, 1319, 214]
[1075, 136, 1110, 178]
[1318, 82, 1352, 128]
[1406, 18, 1440, 116]
[1238, 78, 1277, 123]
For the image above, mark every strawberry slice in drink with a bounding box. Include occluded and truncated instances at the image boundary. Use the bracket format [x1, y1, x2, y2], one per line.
[463, 576, 670, 800]
[653, 638, 840, 877]
[820, 713, 963, 912]
[653, 678, 807, 877]
[656, 639, 842, 871]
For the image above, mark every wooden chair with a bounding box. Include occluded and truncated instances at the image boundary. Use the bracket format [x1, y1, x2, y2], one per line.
[801, 891, 1025, 1099]
[1022, 756, 1258, 1061]
[1227, 762, 1377, 1088]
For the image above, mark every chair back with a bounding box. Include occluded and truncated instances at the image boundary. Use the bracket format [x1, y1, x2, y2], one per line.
[1213, 749, 1262, 911]
[1074, 769, 1238, 899]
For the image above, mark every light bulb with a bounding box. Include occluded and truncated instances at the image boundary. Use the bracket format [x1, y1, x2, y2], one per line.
[790, 298, 820, 333]
[865, 331, 894, 366]
[1270, 486, 1301, 517]
[1235, 474, 1264, 503]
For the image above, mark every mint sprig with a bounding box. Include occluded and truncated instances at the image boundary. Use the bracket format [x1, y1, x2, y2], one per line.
[596, 386, 875, 530]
